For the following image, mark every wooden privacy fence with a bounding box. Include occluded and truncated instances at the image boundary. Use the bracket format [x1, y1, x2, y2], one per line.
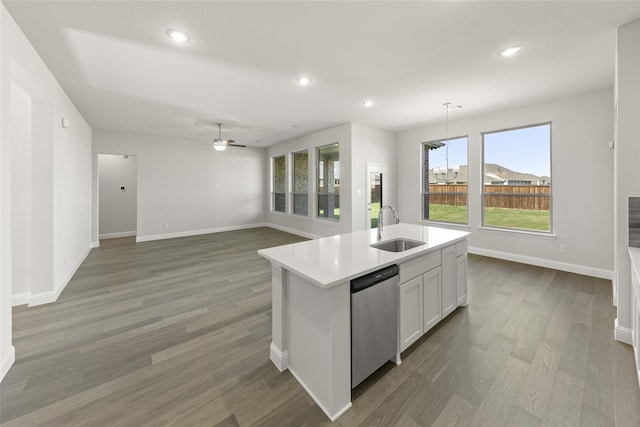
[428, 184, 551, 210]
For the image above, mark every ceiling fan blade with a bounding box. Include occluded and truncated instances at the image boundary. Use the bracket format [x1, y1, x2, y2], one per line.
[227, 143, 247, 148]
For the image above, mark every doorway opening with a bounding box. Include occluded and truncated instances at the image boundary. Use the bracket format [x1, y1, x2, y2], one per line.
[98, 154, 138, 240]
[366, 164, 387, 229]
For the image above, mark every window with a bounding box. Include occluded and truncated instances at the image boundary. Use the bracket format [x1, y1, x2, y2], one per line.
[317, 143, 340, 220]
[422, 136, 468, 224]
[292, 150, 309, 216]
[272, 155, 286, 213]
[482, 123, 551, 232]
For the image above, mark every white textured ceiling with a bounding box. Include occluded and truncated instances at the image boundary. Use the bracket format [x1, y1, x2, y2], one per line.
[4, 1, 640, 147]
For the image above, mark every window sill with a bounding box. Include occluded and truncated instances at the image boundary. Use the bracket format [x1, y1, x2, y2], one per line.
[478, 226, 557, 239]
[419, 220, 471, 230]
[314, 217, 341, 224]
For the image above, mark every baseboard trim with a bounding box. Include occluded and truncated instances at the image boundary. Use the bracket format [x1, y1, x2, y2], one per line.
[1, 346, 16, 383]
[136, 223, 270, 243]
[28, 244, 92, 307]
[12, 292, 29, 306]
[468, 246, 613, 280]
[269, 342, 288, 372]
[91, 240, 100, 248]
[288, 367, 352, 422]
[267, 224, 321, 240]
[134, 223, 322, 244]
[99, 231, 136, 239]
[615, 318, 633, 345]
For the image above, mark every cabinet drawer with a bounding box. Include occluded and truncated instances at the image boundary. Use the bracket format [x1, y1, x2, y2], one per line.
[456, 240, 468, 257]
[400, 251, 441, 283]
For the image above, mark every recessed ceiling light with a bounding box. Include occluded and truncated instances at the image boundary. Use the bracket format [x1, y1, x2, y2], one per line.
[167, 29, 190, 43]
[363, 99, 374, 108]
[297, 76, 311, 86]
[500, 46, 522, 57]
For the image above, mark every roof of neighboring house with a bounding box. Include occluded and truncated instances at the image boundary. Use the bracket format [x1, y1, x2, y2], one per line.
[429, 164, 550, 184]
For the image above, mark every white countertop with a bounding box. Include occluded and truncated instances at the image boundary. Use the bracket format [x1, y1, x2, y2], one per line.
[258, 223, 470, 288]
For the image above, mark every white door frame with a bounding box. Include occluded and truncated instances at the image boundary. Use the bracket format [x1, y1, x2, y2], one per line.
[366, 163, 387, 229]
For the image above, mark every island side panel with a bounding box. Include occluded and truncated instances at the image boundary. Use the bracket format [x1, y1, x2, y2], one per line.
[287, 273, 351, 420]
[270, 265, 288, 371]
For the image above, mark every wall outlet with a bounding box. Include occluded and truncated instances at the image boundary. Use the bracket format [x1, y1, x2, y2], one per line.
[558, 244, 566, 253]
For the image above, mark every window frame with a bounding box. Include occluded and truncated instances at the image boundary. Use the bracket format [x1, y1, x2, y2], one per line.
[481, 122, 552, 234]
[316, 143, 340, 221]
[421, 135, 469, 225]
[271, 154, 286, 213]
[291, 149, 309, 217]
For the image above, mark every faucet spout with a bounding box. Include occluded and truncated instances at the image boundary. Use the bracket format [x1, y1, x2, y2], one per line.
[377, 205, 399, 240]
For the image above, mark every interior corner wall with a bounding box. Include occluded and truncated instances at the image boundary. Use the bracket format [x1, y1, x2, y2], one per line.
[9, 81, 31, 303]
[98, 154, 137, 238]
[1, 3, 92, 369]
[0, 3, 14, 383]
[614, 18, 640, 336]
[92, 131, 267, 242]
[397, 89, 614, 279]
[266, 124, 353, 238]
[350, 123, 397, 232]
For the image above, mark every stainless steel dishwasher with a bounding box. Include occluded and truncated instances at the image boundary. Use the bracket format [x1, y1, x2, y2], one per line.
[351, 264, 399, 388]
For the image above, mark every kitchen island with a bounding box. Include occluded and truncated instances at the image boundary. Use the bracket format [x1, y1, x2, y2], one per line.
[258, 223, 470, 421]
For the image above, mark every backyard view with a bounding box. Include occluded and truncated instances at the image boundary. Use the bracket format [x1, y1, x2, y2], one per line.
[424, 123, 551, 232]
[426, 182, 551, 231]
[428, 203, 550, 231]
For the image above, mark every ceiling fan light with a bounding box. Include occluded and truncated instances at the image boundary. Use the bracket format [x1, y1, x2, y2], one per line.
[213, 139, 226, 152]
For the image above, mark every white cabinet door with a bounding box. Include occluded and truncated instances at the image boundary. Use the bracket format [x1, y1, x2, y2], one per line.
[423, 267, 442, 333]
[456, 253, 468, 306]
[441, 245, 456, 317]
[399, 276, 423, 352]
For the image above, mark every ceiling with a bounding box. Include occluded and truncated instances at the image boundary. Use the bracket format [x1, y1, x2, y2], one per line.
[4, 1, 640, 148]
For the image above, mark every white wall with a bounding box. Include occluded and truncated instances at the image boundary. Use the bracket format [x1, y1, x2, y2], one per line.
[0, 3, 12, 383]
[614, 18, 640, 343]
[10, 81, 31, 302]
[93, 132, 267, 242]
[266, 124, 353, 238]
[350, 123, 397, 232]
[98, 154, 137, 238]
[1, 4, 92, 381]
[398, 89, 614, 278]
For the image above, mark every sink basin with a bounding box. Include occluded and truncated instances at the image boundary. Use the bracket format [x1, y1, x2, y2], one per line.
[370, 238, 426, 253]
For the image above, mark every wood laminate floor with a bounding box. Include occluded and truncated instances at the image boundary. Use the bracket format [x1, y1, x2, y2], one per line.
[1, 227, 639, 426]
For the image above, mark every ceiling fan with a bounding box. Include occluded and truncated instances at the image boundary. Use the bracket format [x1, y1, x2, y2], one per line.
[212, 123, 246, 152]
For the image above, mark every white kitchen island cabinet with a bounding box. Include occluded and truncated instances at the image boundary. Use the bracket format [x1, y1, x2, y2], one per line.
[258, 224, 470, 421]
[399, 275, 423, 351]
[398, 241, 468, 353]
[441, 244, 457, 317]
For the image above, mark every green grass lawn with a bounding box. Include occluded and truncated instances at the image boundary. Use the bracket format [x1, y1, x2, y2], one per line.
[428, 204, 550, 231]
[484, 207, 550, 231]
[370, 202, 380, 228]
[318, 208, 340, 219]
[428, 205, 468, 224]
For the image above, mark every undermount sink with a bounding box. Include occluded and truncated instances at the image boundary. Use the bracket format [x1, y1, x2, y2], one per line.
[370, 238, 426, 253]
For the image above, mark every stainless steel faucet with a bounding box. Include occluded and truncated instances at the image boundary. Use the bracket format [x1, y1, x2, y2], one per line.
[378, 205, 399, 240]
